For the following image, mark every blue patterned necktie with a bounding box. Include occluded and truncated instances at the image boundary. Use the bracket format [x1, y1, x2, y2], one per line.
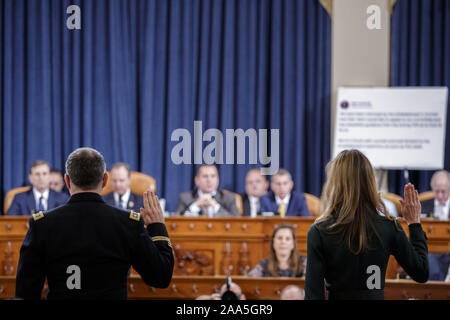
[38, 195, 45, 211]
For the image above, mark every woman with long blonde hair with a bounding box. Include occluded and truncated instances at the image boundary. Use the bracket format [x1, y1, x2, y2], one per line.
[305, 150, 428, 300]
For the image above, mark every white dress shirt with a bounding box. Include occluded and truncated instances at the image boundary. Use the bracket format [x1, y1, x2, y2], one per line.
[381, 198, 398, 217]
[275, 193, 291, 210]
[33, 188, 49, 211]
[434, 198, 450, 220]
[186, 190, 221, 217]
[248, 195, 260, 218]
[113, 189, 131, 209]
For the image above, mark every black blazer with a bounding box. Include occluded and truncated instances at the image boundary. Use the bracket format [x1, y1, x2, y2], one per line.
[305, 215, 429, 300]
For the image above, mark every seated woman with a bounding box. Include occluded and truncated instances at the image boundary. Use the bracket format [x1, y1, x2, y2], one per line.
[248, 223, 306, 277]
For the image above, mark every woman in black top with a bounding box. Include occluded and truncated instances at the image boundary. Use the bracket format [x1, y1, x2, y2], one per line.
[248, 223, 306, 277]
[305, 150, 428, 300]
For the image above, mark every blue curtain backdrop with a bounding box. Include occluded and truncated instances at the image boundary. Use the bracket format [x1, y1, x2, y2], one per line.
[389, 0, 450, 195]
[0, 0, 331, 213]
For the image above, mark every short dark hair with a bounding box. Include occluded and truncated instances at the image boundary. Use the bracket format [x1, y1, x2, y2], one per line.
[111, 162, 131, 177]
[271, 168, 292, 181]
[195, 164, 218, 177]
[50, 168, 63, 176]
[246, 168, 269, 181]
[30, 160, 50, 174]
[65, 147, 106, 190]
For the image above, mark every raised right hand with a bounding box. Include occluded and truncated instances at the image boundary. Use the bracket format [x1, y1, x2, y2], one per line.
[140, 190, 165, 226]
[399, 183, 421, 225]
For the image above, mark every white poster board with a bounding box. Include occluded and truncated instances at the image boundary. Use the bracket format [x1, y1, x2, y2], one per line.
[333, 87, 448, 169]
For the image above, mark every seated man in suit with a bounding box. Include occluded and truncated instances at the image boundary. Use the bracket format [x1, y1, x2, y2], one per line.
[176, 164, 239, 217]
[420, 170, 450, 281]
[259, 168, 310, 217]
[49, 169, 70, 197]
[7, 160, 69, 215]
[241, 168, 269, 217]
[103, 162, 143, 212]
[421, 170, 450, 220]
[49, 169, 65, 193]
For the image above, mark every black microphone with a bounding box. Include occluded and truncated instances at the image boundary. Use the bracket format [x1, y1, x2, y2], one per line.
[221, 276, 239, 300]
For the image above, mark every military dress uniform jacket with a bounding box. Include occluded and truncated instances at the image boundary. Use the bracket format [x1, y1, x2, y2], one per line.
[15, 192, 174, 300]
[305, 215, 429, 300]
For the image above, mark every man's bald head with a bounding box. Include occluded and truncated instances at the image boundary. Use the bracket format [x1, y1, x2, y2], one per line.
[431, 170, 450, 205]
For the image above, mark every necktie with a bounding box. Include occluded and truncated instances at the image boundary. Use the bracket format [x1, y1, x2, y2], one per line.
[38, 195, 45, 211]
[278, 202, 286, 218]
[118, 195, 125, 209]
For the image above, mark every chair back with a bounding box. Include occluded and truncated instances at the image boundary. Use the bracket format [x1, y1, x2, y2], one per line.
[304, 193, 320, 217]
[222, 190, 243, 215]
[101, 171, 156, 196]
[4, 186, 31, 213]
[418, 191, 434, 202]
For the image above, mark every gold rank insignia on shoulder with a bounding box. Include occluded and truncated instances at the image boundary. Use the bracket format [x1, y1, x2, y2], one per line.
[129, 210, 140, 221]
[32, 211, 45, 221]
[151, 236, 172, 248]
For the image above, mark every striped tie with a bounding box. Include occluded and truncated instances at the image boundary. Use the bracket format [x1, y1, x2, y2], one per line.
[38, 195, 45, 211]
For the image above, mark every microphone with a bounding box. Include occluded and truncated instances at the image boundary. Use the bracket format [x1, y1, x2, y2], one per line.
[221, 276, 239, 300]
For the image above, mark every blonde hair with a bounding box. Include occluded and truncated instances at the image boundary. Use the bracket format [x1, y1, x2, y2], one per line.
[316, 150, 397, 254]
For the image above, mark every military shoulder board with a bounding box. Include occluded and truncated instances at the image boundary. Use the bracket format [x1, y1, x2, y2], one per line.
[129, 210, 140, 221]
[32, 211, 45, 221]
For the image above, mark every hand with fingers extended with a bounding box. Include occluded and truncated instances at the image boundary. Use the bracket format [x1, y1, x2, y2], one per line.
[140, 190, 165, 226]
[399, 183, 422, 225]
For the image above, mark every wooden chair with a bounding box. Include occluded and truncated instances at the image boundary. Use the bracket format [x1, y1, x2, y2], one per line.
[222, 190, 243, 215]
[381, 192, 402, 217]
[304, 193, 320, 217]
[3, 186, 31, 214]
[101, 171, 156, 196]
[418, 191, 434, 202]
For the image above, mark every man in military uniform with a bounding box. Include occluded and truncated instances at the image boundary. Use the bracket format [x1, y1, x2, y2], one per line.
[15, 147, 174, 299]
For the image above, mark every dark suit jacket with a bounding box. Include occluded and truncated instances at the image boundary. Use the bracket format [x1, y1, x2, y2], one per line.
[15, 192, 173, 299]
[241, 193, 264, 217]
[420, 199, 435, 218]
[259, 190, 311, 217]
[103, 192, 144, 212]
[6, 189, 69, 216]
[241, 193, 251, 217]
[176, 189, 239, 216]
